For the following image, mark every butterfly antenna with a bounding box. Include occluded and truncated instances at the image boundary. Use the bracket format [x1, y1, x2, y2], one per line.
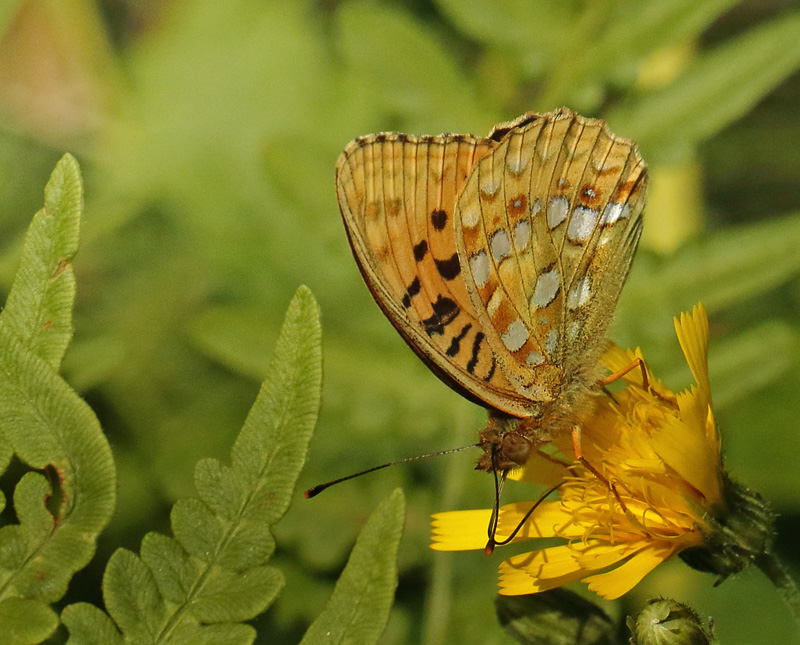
[304, 444, 480, 499]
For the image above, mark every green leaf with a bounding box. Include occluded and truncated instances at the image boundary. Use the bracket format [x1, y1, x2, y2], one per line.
[540, 0, 739, 108]
[226, 284, 322, 527]
[189, 566, 283, 623]
[706, 320, 796, 411]
[171, 497, 226, 561]
[0, 153, 84, 481]
[60, 603, 123, 645]
[434, 0, 576, 55]
[611, 9, 800, 160]
[0, 1, 26, 41]
[140, 533, 198, 605]
[301, 488, 405, 645]
[103, 549, 166, 640]
[0, 597, 59, 645]
[0, 155, 115, 611]
[161, 622, 256, 645]
[496, 590, 616, 645]
[0, 153, 82, 370]
[63, 286, 322, 641]
[625, 210, 800, 340]
[591, 0, 739, 74]
[0, 322, 116, 602]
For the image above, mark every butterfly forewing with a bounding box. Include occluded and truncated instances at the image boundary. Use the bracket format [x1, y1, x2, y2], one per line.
[336, 133, 533, 414]
[455, 109, 647, 406]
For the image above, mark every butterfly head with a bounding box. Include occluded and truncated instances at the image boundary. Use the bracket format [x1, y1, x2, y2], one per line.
[476, 411, 550, 472]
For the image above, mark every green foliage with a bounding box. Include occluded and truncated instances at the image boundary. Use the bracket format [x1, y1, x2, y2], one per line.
[1, 1, 799, 643]
[302, 489, 405, 645]
[621, 210, 800, 344]
[496, 591, 617, 645]
[62, 286, 322, 642]
[0, 155, 115, 643]
[611, 7, 800, 161]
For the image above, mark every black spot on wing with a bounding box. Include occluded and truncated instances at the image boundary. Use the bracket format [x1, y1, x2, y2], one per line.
[422, 296, 459, 336]
[446, 323, 472, 357]
[434, 253, 461, 280]
[466, 331, 485, 374]
[402, 276, 421, 308]
[413, 240, 428, 262]
[431, 209, 448, 231]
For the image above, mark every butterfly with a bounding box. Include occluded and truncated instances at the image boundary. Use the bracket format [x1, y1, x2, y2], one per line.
[335, 108, 647, 476]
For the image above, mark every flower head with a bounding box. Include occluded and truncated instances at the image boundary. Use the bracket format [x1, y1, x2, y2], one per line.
[432, 304, 744, 600]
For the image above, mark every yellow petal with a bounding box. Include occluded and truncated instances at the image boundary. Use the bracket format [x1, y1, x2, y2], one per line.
[497, 501, 582, 540]
[602, 343, 637, 375]
[574, 542, 644, 569]
[499, 545, 598, 595]
[674, 304, 710, 398]
[677, 385, 720, 451]
[650, 413, 722, 506]
[430, 510, 492, 551]
[583, 544, 674, 600]
[511, 449, 570, 486]
[498, 564, 586, 596]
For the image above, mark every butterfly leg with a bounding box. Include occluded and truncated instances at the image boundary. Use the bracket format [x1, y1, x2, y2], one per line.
[600, 357, 678, 408]
[600, 357, 648, 390]
[571, 425, 629, 513]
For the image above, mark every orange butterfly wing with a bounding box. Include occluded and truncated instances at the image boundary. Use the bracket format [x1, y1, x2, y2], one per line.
[336, 132, 533, 415]
[455, 109, 647, 404]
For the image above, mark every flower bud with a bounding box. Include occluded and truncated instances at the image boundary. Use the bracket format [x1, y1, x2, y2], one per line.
[627, 598, 714, 645]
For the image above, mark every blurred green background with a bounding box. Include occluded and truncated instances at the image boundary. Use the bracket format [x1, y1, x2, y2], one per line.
[1, 0, 799, 643]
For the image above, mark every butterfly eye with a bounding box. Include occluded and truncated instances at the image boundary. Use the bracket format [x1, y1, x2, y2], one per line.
[499, 432, 533, 468]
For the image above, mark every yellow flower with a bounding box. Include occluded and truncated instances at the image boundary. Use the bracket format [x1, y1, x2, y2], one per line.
[432, 304, 729, 600]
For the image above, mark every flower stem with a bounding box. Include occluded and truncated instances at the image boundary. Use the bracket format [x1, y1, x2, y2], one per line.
[756, 550, 800, 630]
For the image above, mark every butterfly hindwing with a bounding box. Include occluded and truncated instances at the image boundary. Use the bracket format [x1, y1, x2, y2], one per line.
[336, 132, 533, 414]
[455, 109, 647, 404]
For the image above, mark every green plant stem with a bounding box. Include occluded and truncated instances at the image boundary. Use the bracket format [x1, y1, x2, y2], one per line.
[422, 403, 477, 645]
[756, 550, 800, 630]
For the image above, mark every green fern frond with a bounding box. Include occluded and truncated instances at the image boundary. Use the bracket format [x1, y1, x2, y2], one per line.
[0, 154, 116, 641]
[302, 488, 405, 645]
[62, 286, 322, 644]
